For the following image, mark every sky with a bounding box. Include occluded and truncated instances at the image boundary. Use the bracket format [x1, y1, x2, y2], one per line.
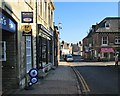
[54, 2, 118, 44]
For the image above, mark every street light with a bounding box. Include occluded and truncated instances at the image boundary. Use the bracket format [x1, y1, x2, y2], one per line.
[58, 22, 62, 32]
[58, 22, 62, 60]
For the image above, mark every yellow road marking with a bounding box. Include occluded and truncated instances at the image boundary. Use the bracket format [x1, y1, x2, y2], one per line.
[73, 67, 90, 93]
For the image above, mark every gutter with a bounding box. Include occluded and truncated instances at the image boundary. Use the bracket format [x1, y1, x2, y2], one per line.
[71, 66, 90, 96]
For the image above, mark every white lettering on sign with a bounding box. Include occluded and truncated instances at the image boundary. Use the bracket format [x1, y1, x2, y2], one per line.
[0, 16, 7, 26]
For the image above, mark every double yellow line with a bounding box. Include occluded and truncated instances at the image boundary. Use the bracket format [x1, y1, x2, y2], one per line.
[72, 67, 90, 94]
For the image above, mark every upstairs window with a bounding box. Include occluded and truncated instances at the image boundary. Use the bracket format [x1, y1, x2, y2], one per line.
[44, 1, 47, 20]
[105, 22, 110, 29]
[102, 36, 108, 46]
[115, 36, 120, 44]
[25, 0, 33, 8]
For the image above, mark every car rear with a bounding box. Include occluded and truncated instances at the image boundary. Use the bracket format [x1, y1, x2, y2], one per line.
[66, 55, 73, 62]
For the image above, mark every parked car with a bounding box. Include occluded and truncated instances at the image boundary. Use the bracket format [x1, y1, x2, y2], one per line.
[64, 54, 74, 62]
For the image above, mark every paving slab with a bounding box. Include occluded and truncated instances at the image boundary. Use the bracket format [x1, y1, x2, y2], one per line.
[8, 64, 80, 95]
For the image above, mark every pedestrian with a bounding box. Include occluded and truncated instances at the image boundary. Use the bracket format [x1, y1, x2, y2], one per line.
[115, 54, 119, 66]
[98, 54, 101, 62]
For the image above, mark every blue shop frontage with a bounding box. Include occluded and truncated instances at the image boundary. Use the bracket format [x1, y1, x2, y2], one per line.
[0, 7, 18, 93]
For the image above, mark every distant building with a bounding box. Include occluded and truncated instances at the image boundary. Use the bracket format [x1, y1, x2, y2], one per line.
[72, 43, 83, 56]
[83, 17, 120, 61]
[60, 41, 72, 56]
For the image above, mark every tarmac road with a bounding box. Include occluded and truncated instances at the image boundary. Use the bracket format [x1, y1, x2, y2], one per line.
[70, 62, 120, 95]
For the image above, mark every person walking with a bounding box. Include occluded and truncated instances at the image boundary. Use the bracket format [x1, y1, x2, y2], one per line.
[115, 54, 119, 66]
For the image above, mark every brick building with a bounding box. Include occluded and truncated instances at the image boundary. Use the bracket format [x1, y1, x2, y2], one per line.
[83, 17, 120, 61]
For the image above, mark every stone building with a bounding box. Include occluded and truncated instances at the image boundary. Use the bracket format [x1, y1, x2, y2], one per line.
[54, 26, 60, 67]
[36, 0, 55, 75]
[83, 17, 120, 61]
[0, 0, 55, 94]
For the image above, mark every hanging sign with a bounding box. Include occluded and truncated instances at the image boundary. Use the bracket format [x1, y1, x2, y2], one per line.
[21, 12, 33, 23]
[22, 25, 32, 35]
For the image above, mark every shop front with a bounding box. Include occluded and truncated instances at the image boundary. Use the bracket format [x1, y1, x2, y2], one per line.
[99, 47, 114, 61]
[0, 8, 18, 93]
[37, 24, 53, 73]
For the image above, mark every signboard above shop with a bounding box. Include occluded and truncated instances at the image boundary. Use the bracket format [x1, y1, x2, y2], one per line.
[21, 12, 33, 23]
[100, 48, 114, 53]
[0, 12, 16, 33]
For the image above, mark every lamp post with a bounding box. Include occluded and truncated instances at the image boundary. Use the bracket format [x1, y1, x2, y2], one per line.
[58, 22, 62, 61]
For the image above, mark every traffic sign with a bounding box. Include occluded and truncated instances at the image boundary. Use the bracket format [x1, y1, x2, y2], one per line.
[28, 68, 38, 78]
[30, 77, 38, 84]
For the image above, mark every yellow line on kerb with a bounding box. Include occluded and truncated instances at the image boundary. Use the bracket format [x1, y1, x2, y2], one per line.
[68, 62, 90, 92]
[75, 68, 90, 93]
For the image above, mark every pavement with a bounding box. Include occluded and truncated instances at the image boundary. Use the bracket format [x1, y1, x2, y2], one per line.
[3, 62, 81, 95]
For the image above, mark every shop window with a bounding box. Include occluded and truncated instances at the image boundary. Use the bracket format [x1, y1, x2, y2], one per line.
[0, 41, 6, 61]
[48, 40, 52, 63]
[26, 36, 32, 73]
[42, 37, 47, 65]
[104, 53, 108, 58]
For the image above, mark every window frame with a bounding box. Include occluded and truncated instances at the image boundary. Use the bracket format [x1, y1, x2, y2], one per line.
[115, 36, 120, 44]
[102, 36, 108, 46]
[105, 22, 110, 29]
[25, 36, 32, 73]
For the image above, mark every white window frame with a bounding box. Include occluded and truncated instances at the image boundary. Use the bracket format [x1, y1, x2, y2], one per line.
[26, 36, 32, 73]
[102, 36, 108, 46]
[115, 36, 120, 44]
[105, 22, 110, 29]
[38, 0, 40, 16]
[44, 1, 47, 21]
[0, 41, 6, 61]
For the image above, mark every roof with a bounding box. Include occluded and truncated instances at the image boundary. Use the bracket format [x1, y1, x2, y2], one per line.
[96, 17, 120, 32]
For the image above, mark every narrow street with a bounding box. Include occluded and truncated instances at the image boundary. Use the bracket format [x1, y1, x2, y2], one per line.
[1, 1, 120, 95]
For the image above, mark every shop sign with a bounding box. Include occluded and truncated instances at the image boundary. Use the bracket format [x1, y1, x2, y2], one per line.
[100, 48, 114, 53]
[21, 12, 33, 23]
[0, 13, 16, 33]
[22, 25, 32, 35]
[39, 24, 53, 36]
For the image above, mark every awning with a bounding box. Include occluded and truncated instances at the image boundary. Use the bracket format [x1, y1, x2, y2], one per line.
[100, 48, 114, 53]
